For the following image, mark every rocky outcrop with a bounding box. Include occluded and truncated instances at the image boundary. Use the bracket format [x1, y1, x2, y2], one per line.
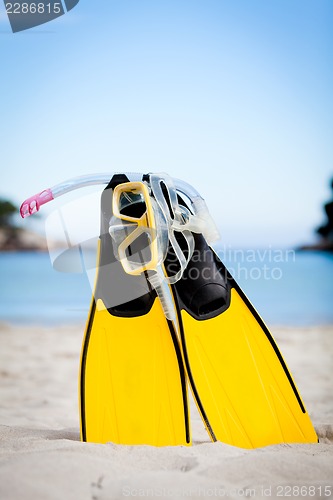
[0, 228, 48, 251]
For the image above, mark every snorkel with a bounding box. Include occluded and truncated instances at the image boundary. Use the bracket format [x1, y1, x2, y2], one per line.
[20, 172, 220, 321]
[20, 173, 219, 247]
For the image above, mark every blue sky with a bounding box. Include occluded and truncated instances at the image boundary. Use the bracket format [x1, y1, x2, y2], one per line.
[0, 0, 332, 247]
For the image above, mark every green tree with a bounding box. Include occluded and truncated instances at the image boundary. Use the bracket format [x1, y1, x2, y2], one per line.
[0, 199, 17, 228]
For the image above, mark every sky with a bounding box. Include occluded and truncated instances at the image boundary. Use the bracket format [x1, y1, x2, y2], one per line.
[0, 0, 332, 247]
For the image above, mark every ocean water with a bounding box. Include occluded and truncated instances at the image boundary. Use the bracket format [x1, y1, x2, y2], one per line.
[0, 249, 332, 326]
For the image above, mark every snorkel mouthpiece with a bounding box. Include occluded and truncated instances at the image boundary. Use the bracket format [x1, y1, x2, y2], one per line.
[20, 189, 54, 218]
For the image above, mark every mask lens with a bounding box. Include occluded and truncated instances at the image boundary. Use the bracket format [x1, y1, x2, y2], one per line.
[124, 231, 152, 270]
[118, 191, 147, 218]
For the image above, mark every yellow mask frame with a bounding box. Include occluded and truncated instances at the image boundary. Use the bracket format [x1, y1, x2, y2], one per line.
[112, 182, 159, 276]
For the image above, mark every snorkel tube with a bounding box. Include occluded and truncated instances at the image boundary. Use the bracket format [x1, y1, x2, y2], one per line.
[20, 173, 143, 218]
[20, 173, 219, 246]
[20, 172, 220, 296]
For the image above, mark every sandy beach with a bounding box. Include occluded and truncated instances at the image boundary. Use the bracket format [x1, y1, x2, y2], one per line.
[0, 323, 332, 500]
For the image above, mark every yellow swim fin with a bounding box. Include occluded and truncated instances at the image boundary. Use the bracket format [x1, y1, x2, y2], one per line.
[166, 232, 318, 449]
[79, 174, 190, 446]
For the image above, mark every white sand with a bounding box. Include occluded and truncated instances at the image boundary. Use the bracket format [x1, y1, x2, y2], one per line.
[0, 323, 332, 500]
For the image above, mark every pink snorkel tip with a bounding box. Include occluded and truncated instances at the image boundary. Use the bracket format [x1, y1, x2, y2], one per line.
[20, 188, 54, 218]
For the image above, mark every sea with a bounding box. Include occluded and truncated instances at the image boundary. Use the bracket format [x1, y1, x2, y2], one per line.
[0, 248, 332, 326]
